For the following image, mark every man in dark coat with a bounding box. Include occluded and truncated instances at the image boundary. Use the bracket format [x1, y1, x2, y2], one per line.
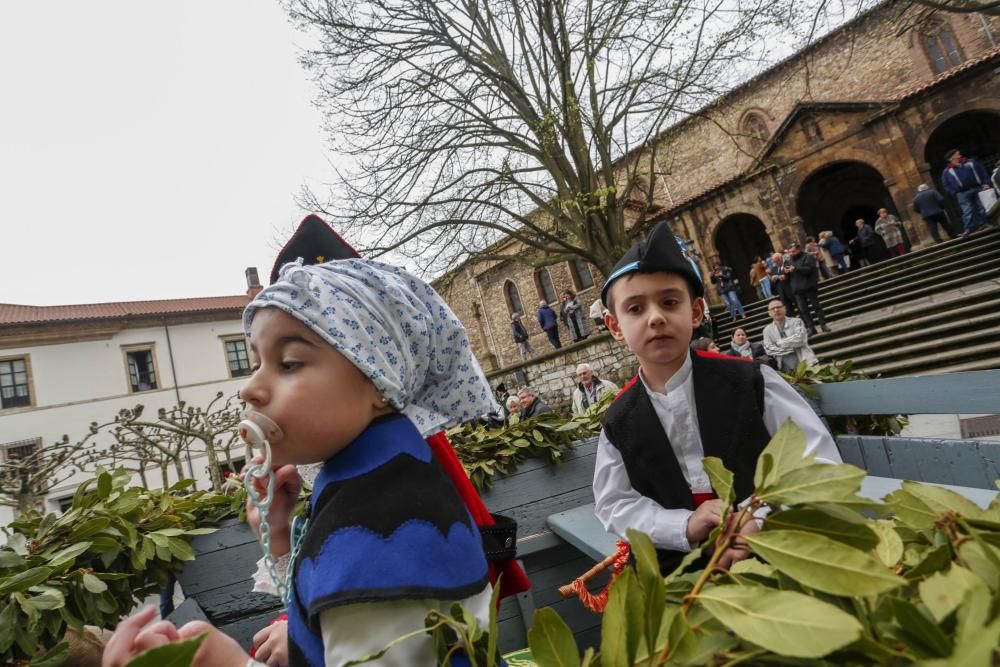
[518, 387, 553, 418]
[912, 184, 957, 243]
[536, 301, 562, 349]
[786, 242, 830, 335]
[940, 149, 992, 236]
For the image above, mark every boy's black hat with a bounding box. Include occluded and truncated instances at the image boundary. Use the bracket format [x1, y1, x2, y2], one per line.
[269, 214, 361, 284]
[601, 221, 704, 305]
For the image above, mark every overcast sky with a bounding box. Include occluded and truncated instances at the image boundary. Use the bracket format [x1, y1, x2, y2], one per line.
[1, 1, 337, 306]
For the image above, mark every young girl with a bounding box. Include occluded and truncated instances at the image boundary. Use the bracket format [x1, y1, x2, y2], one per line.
[104, 259, 500, 667]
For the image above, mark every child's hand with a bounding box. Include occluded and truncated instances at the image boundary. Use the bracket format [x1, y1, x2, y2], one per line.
[717, 512, 761, 570]
[243, 459, 301, 557]
[176, 622, 252, 667]
[252, 620, 289, 667]
[685, 499, 724, 545]
[102, 609, 189, 667]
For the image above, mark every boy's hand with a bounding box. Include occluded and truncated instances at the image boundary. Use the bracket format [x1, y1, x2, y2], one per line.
[252, 620, 289, 667]
[243, 460, 301, 557]
[717, 513, 761, 570]
[685, 499, 724, 545]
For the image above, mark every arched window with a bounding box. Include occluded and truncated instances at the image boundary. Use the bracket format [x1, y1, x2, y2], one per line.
[534, 269, 557, 303]
[568, 259, 595, 291]
[742, 112, 770, 153]
[922, 22, 963, 74]
[504, 281, 524, 316]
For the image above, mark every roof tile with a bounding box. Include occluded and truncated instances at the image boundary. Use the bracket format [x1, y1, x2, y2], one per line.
[0, 295, 251, 326]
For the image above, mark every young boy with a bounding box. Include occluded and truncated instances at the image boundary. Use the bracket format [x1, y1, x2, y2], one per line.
[104, 259, 501, 666]
[593, 222, 841, 574]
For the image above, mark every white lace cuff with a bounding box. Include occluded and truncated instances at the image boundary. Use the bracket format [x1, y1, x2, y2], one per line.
[251, 552, 290, 596]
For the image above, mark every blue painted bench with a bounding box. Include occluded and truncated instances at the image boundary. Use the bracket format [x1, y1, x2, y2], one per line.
[544, 369, 1000, 568]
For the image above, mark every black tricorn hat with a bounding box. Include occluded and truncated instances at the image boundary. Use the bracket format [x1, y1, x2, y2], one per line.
[600, 221, 704, 305]
[269, 215, 360, 284]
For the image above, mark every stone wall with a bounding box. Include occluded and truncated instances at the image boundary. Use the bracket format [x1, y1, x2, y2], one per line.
[485, 332, 635, 416]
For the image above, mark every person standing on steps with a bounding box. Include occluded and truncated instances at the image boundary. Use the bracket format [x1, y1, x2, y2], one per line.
[941, 149, 993, 236]
[559, 289, 589, 343]
[510, 313, 535, 362]
[912, 184, 958, 244]
[785, 242, 830, 335]
[536, 300, 562, 349]
[710, 262, 746, 321]
[770, 252, 798, 316]
[874, 208, 906, 258]
[762, 300, 818, 373]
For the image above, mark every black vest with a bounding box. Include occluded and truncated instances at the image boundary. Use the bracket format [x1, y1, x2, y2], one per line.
[602, 352, 769, 573]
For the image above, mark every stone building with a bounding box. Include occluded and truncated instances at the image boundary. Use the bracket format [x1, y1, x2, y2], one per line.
[436, 2, 1000, 388]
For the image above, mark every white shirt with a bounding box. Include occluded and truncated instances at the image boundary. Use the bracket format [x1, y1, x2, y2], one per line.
[592, 353, 841, 553]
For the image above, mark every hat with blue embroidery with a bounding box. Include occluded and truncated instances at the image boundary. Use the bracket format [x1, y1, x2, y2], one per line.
[600, 221, 704, 305]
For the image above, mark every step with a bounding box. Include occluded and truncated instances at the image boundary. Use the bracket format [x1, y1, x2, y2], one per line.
[859, 339, 1000, 376]
[842, 324, 1000, 367]
[817, 310, 1000, 361]
[811, 293, 1000, 356]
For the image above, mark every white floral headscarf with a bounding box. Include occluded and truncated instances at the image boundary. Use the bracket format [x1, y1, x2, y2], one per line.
[243, 259, 497, 435]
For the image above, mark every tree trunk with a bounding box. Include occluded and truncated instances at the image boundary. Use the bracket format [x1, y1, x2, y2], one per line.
[201, 436, 224, 492]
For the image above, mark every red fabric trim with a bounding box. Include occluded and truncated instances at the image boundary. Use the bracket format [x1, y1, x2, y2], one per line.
[615, 374, 640, 399]
[691, 492, 718, 507]
[425, 432, 531, 599]
[694, 349, 750, 363]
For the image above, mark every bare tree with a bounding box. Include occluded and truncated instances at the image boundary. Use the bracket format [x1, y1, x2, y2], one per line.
[0, 423, 110, 515]
[93, 393, 244, 493]
[287, 0, 845, 275]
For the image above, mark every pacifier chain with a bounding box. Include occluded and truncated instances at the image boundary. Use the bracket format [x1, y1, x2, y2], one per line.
[239, 411, 297, 605]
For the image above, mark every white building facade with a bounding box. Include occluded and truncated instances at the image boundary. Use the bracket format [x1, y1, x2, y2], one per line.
[0, 291, 258, 525]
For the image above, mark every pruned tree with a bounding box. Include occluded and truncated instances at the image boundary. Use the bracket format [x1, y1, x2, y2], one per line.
[93, 393, 245, 492]
[0, 422, 111, 515]
[286, 0, 862, 275]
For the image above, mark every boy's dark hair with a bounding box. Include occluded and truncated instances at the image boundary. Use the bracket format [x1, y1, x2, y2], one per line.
[944, 148, 960, 161]
[690, 337, 715, 351]
[605, 274, 697, 316]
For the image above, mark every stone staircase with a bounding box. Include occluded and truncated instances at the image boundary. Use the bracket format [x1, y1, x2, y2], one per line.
[709, 228, 1000, 377]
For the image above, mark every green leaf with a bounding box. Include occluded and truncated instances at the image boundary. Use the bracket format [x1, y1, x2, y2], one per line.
[48, 541, 94, 569]
[167, 538, 196, 561]
[900, 481, 984, 520]
[0, 567, 54, 596]
[745, 530, 906, 596]
[626, 529, 665, 658]
[758, 463, 866, 506]
[67, 517, 112, 542]
[754, 419, 809, 490]
[918, 565, 983, 622]
[124, 631, 208, 667]
[26, 586, 65, 611]
[886, 596, 952, 658]
[0, 603, 15, 653]
[29, 640, 69, 667]
[957, 540, 1000, 590]
[97, 471, 113, 499]
[600, 568, 643, 667]
[82, 573, 108, 594]
[0, 550, 25, 569]
[885, 488, 939, 530]
[696, 586, 862, 658]
[702, 457, 734, 507]
[764, 506, 878, 550]
[904, 544, 952, 581]
[870, 519, 904, 567]
[528, 608, 579, 667]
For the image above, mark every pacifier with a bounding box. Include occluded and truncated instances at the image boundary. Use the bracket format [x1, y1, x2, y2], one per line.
[239, 411, 283, 476]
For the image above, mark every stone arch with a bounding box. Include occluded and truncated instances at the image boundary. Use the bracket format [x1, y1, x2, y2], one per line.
[923, 108, 1000, 228]
[796, 160, 900, 246]
[713, 213, 773, 304]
